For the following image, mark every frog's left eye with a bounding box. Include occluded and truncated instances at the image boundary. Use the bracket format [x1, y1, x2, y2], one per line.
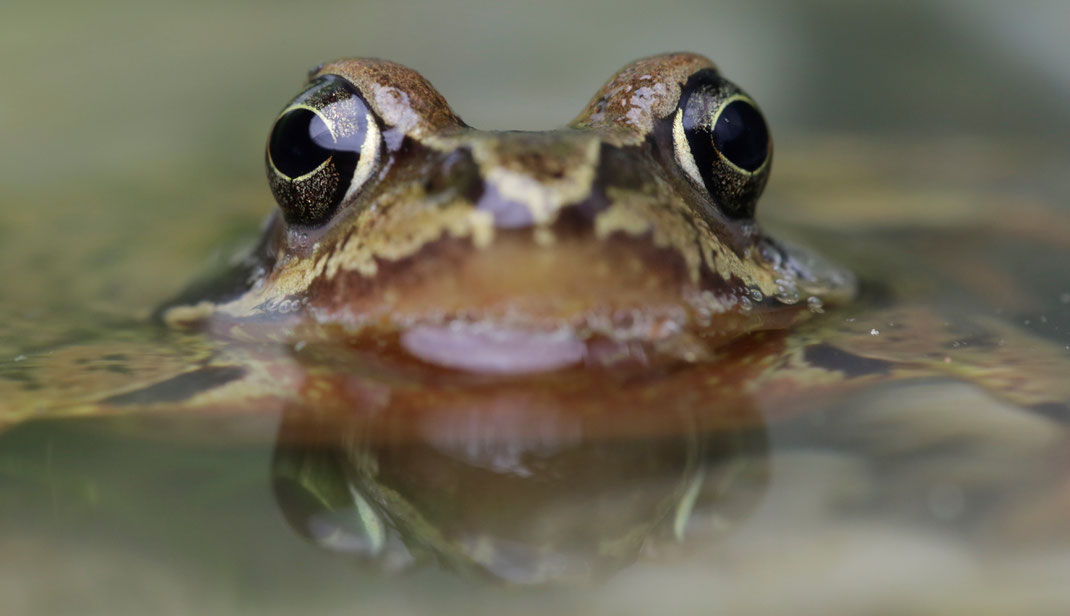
[672, 70, 771, 219]
[266, 75, 381, 226]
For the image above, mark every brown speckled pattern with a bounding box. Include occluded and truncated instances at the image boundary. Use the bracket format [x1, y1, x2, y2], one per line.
[162, 53, 856, 361]
[313, 58, 466, 139]
[572, 52, 716, 145]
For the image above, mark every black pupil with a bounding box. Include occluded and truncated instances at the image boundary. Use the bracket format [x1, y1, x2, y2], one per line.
[712, 100, 768, 172]
[269, 109, 336, 178]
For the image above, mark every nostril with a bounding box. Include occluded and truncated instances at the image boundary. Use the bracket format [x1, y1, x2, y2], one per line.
[424, 148, 483, 201]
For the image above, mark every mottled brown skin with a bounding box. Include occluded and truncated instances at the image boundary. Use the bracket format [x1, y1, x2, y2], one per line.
[160, 53, 854, 371]
[573, 52, 713, 144]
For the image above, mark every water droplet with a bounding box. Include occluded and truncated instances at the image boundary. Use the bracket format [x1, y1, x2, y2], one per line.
[774, 279, 800, 305]
[760, 243, 780, 264]
[806, 296, 824, 313]
[870, 328, 880, 336]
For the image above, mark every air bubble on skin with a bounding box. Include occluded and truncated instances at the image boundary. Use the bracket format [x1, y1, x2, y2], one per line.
[248, 267, 267, 290]
[807, 296, 824, 313]
[297, 233, 310, 249]
[774, 279, 800, 305]
[749, 288, 764, 303]
[277, 299, 302, 314]
[739, 296, 753, 313]
[759, 240, 783, 268]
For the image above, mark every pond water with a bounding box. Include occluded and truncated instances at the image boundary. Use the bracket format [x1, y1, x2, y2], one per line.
[4, 2, 1070, 614]
[2, 136, 1069, 615]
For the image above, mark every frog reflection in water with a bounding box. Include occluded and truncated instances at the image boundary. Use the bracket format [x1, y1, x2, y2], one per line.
[272, 379, 769, 585]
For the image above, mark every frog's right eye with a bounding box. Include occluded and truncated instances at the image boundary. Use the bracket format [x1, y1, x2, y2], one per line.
[266, 75, 382, 226]
[672, 69, 771, 220]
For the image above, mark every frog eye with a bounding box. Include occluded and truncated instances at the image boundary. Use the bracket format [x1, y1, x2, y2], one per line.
[266, 74, 381, 226]
[672, 70, 771, 219]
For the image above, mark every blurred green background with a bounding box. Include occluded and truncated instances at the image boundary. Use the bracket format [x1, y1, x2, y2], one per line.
[2, 0, 1069, 324]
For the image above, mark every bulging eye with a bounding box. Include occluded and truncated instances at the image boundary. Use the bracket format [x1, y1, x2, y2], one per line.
[710, 99, 769, 172]
[672, 70, 771, 219]
[266, 75, 381, 226]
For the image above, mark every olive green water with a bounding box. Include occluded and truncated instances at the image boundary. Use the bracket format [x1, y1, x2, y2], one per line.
[3, 2, 1070, 614]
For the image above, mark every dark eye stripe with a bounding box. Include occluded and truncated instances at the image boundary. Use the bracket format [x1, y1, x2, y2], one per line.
[683, 110, 718, 194]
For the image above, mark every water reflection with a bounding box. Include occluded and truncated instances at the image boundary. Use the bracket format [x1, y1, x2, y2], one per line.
[271, 348, 770, 585]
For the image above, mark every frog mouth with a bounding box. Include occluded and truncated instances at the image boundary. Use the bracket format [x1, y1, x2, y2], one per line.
[160, 213, 846, 365]
[398, 323, 588, 374]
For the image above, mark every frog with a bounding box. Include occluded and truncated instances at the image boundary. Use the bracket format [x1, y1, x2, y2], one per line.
[154, 52, 855, 373]
[1, 53, 1069, 585]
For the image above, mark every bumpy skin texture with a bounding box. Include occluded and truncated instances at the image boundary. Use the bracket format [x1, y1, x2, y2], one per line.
[160, 53, 855, 368]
